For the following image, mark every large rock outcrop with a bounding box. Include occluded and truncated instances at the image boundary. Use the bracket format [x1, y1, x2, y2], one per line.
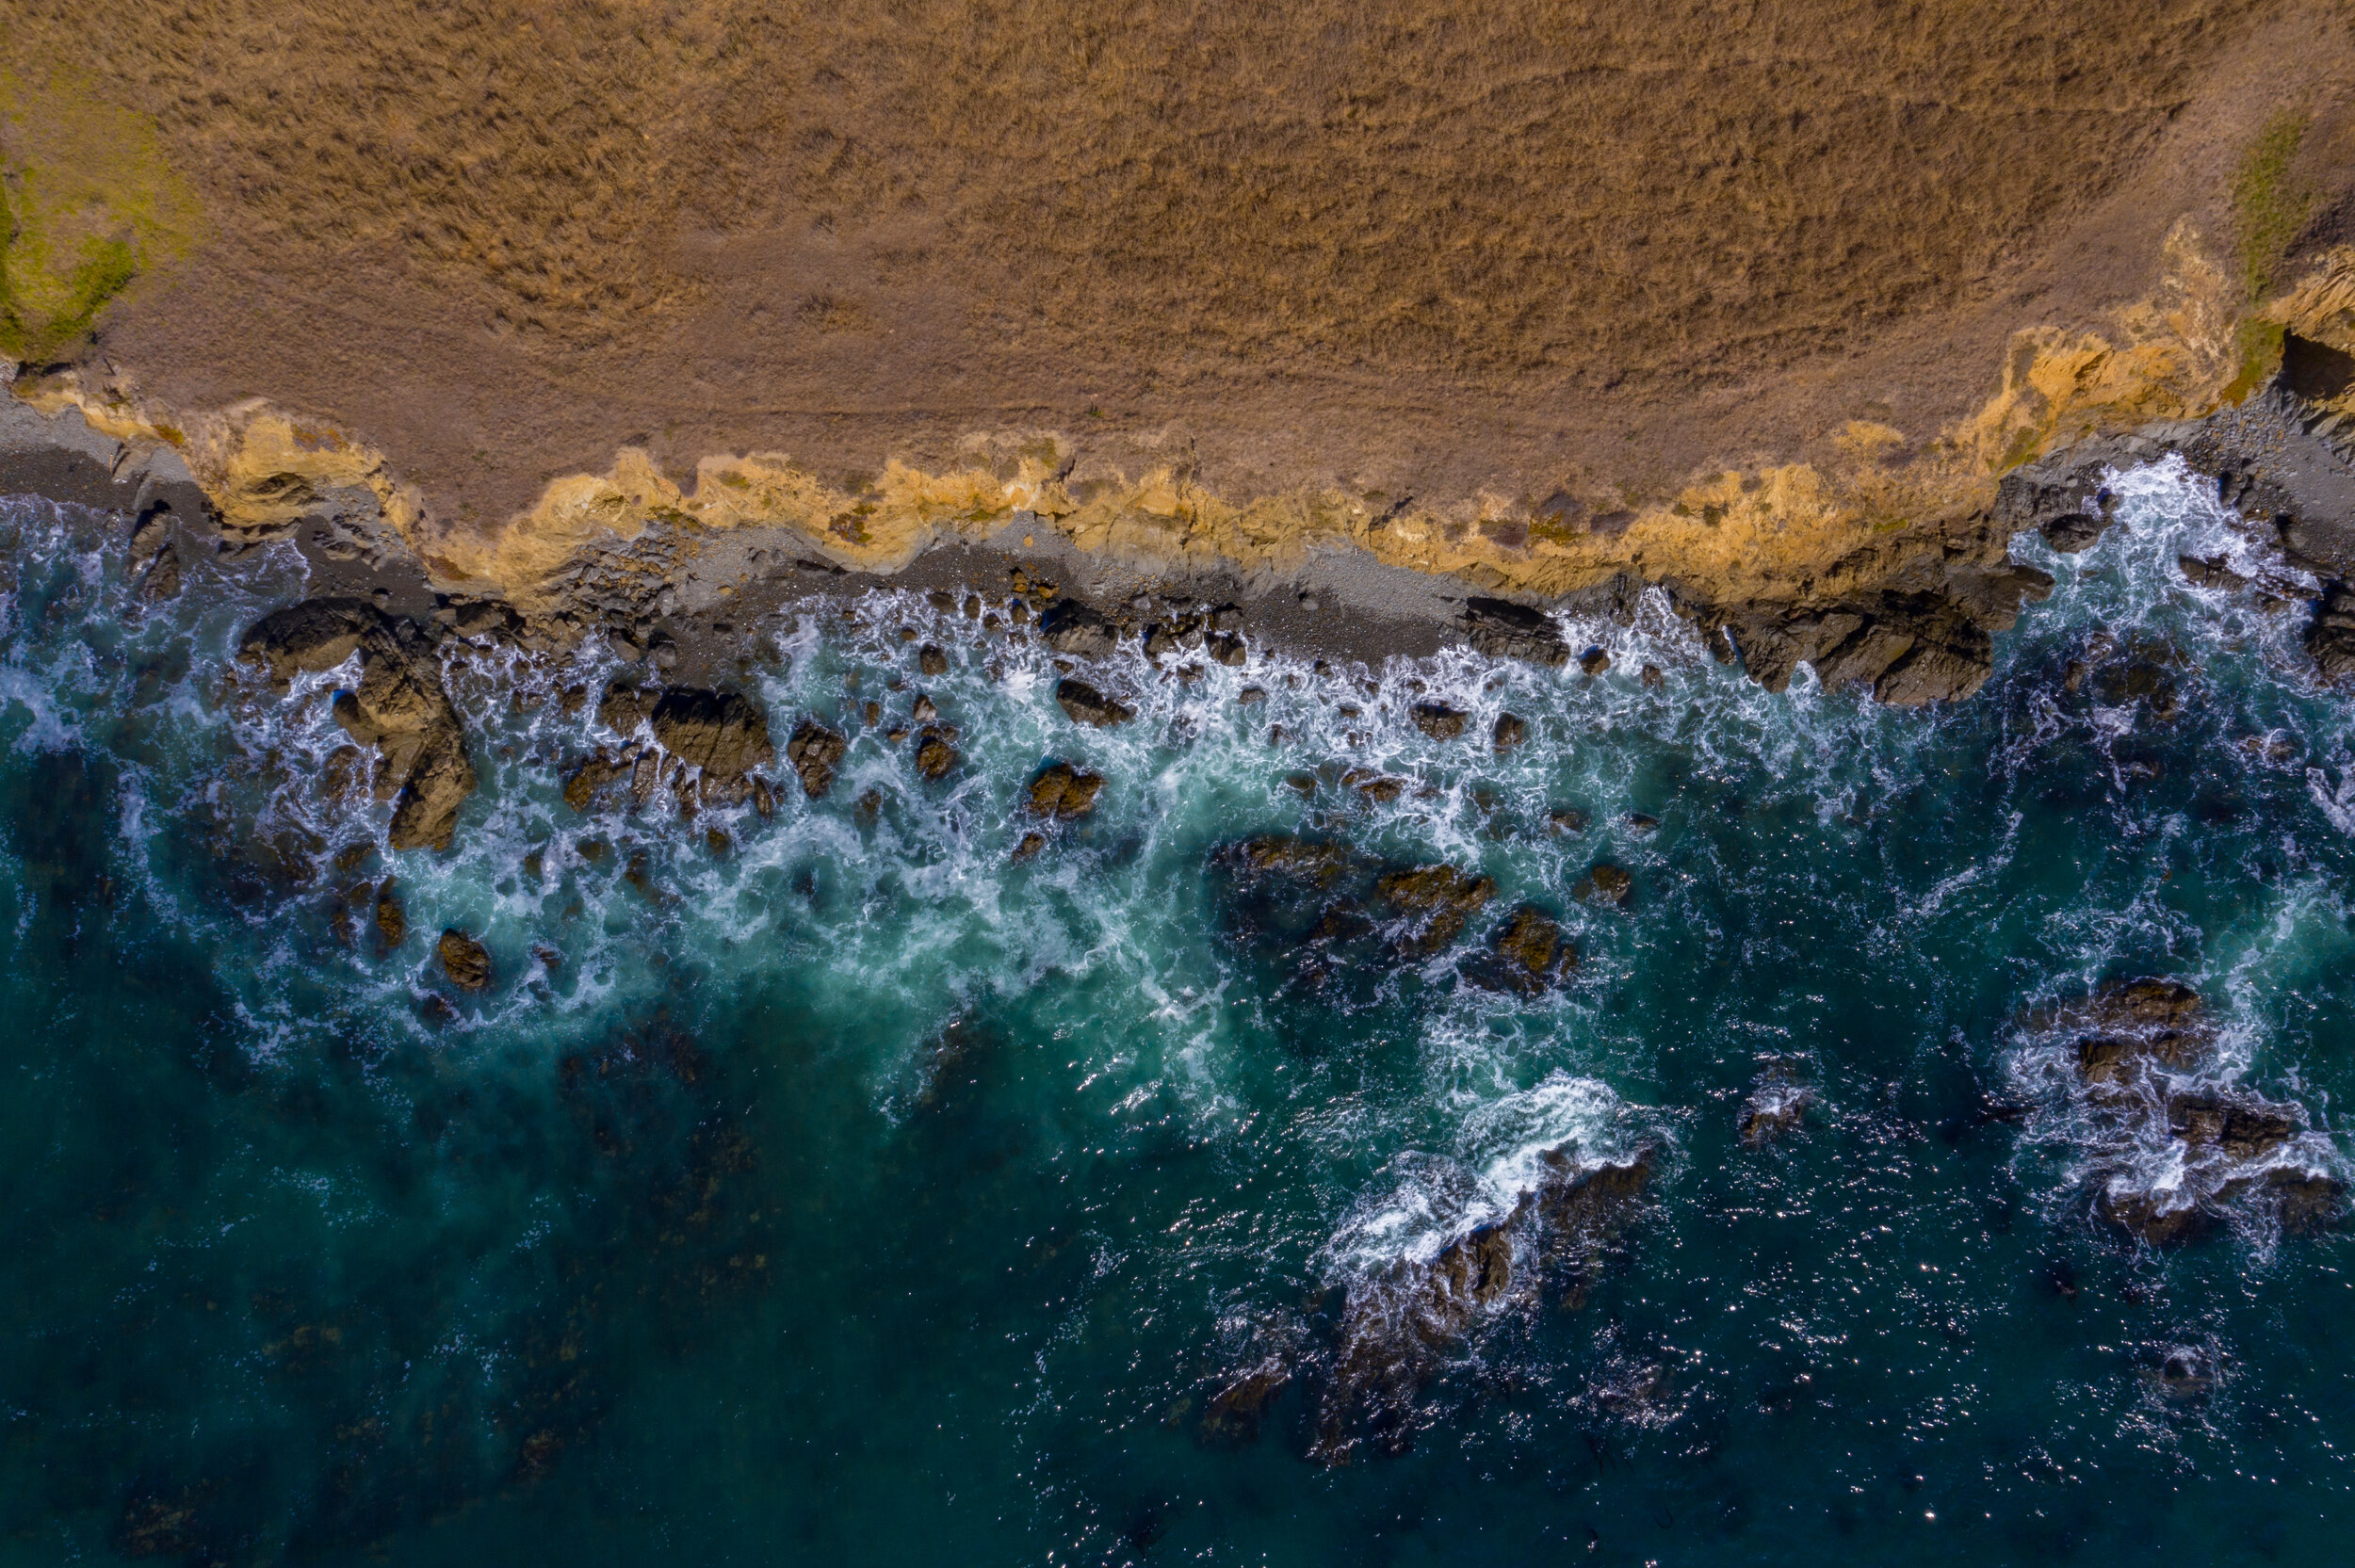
[239, 598, 478, 851]
[2013, 978, 2343, 1244]
[1305, 1145, 1654, 1464]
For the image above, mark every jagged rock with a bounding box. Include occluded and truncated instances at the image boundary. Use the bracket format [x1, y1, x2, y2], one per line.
[2041, 513, 2108, 552]
[918, 643, 950, 676]
[1055, 678, 1135, 726]
[651, 687, 772, 779]
[137, 545, 181, 603]
[1994, 461, 2115, 538]
[1492, 713, 1526, 752]
[1038, 599, 1120, 656]
[373, 879, 405, 948]
[1578, 645, 1611, 675]
[1237, 686, 1267, 705]
[2178, 554, 2249, 590]
[238, 597, 377, 683]
[1235, 835, 1350, 886]
[1545, 806, 1588, 834]
[1011, 831, 1048, 863]
[243, 600, 480, 851]
[1573, 863, 1632, 906]
[1308, 1145, 1652, 1463]
[321, 744, 371, 802]
[597, 680, 655, 735]
[449, 600, 520, 639]
[1027, 762, 1103, 819]
[1376, 864, 1494, 955]
[2030, 978, 2346, 1243]
[561, 751, 630, 812]
[437, 929, 491, 991]
[786, 719, 848, 798]
[1207, 631, 1247, 666]
[2307, 583, 2355, 684]
[1461, 597, 1569, 667]
[1410, 702, 1466, 739]
[914, 728, 959, 779]
[1483, 904, 1572, 994]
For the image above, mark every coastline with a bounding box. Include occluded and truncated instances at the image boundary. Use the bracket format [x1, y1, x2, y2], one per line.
[8, 354, 2355, 690]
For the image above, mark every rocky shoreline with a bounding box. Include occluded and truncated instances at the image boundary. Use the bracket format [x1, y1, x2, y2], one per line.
[9, 348, 2355, 867]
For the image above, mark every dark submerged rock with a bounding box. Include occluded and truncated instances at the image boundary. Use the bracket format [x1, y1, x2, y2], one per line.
[1573, 863, 1632, 906]
[1307, 1145, 1654, 1464]
[1492, 712, 1526, 752]
[372, 879, 405, 949]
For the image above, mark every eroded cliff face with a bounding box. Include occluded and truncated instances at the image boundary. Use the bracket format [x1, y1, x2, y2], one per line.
[8, 229, 2338, 665]
[4, 0, 2353, 695]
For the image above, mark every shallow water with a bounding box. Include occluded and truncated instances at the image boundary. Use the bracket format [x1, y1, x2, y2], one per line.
[3, 458, 2353, 1565]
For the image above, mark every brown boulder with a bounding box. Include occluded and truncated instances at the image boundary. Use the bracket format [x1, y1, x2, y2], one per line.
[914, 729, 959, 780]
[651, 687, 774, 779]
[1492, 713, 1526, 752]
[1573, 863, 1632, 906]
[786, 719, 848, 798]
[243, 599, 479, 851]
[1027, 763, 1103, 819]
[1055, 678, 1136, 727]
[598, 680, 654, 735]
[1376, 865, 1495, 954]
[1487, 905, 1571, 992]
[438, 929, 492, 991]
[1410, 703, 1466, 739]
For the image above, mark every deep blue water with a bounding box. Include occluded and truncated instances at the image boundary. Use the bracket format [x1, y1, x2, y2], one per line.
[3, 459, 2353, 1565]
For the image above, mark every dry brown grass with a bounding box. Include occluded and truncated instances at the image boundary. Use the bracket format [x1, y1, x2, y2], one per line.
[0, 0, 2268, 375]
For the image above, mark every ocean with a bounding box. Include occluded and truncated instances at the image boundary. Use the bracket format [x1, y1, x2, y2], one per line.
[2, 456, 2351, 1565]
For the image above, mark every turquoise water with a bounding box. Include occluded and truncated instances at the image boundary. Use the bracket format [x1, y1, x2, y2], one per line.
[3, 459, 2354, 1565]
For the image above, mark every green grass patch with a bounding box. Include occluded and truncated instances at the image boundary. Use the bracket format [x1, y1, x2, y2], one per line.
[1999, 424, 2044, 473]
[2233, 110, 2314, 303]
[2221, 315, 2287, 406]
[0, 73, 201, 364]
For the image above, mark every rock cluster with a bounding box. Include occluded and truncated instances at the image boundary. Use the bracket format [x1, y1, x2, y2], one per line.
[2019, 978, 2343, 1243]
[1304, 1145, 1654, 1463]
[1459, 597, 1569, 668]
[238, 599, 478, 851]
[1375, 865, 1495, 957]
[566, 679, 784, 816]
[1027, 763, 1103, 819]
[785, 720, 848, 798]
